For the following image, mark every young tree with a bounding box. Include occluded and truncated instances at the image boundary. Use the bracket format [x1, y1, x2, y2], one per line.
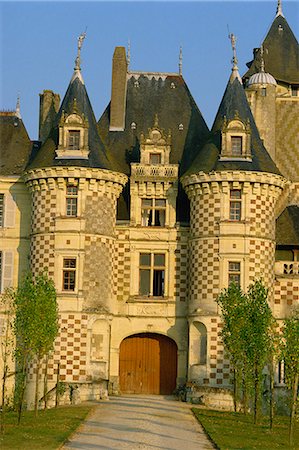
[282, 308, 299, 446]
[216, 283, 250, 412]
[0, 288, 15, 434]
[14, 272, 58, 422]
[246, 280, 273, 425]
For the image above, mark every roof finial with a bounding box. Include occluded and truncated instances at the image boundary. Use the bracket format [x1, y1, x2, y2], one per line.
[154, 113, 159, 128]
[127, 40, 131, 70]
[260, 45, 265, 73]
[276, 0, 284, 17]
[15, 94, 21, 119]
[179, 46, 183, 76]
[229, 32, 238, 69]
[74, 30, 86, 71]
[228, 32, 242, 84]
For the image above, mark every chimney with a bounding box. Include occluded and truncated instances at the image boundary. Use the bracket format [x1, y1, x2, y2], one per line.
[39, 90, 60, 143]
[110, 47, 127, 131]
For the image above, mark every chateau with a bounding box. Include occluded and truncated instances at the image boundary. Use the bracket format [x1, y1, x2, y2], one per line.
[0, 2, 298, 407]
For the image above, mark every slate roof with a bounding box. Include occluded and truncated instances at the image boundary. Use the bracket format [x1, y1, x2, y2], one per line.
[276, 206, 299, 246]
[184, 76, 281, 177]
[0, 113, 35, 176]
[98, 73, 209, 221]
[243, 14, 299, 84]
[28, 72, 119, 172]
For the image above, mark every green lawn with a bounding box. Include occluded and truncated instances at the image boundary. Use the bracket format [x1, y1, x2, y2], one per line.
[192, 408, 299, 450]
[0, 404, 94, 449]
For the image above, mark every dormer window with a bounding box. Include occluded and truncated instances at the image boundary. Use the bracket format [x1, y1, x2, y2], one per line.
[56, 99, 89, 160]
[220, 114, 252, 161]
[68, 130, 80, 150]
[149, 153, 161, 165]
[231, 136, 242, 155]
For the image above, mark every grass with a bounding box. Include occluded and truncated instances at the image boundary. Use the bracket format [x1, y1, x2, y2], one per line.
[192, 408, 299, 450]
[0, 404, 94, 449]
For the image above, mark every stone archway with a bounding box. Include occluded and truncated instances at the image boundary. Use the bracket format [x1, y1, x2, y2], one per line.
[119, 333, 177, 394]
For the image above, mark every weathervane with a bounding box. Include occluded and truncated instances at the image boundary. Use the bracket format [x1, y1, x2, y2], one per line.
[228, 32, 238, 69]
[179, 46, 183, 76]
[75, 30, 87, 71]
[276, 0, 284, 17]
[15, 94, 21, 119]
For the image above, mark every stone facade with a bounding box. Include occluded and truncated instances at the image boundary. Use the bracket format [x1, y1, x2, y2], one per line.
[0, 5, 298, 409]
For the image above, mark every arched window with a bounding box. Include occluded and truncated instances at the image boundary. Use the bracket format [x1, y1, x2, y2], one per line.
[193, 322, 207, 365]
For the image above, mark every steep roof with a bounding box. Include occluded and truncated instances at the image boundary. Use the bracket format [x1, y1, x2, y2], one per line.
[28, 71, 119, 172]
[185, 76, 281, 176]
[98, 72, 209, 221]
[243, 14, 299, 84]
[276, 206, 299, 246]
[0, 113, 34, 176]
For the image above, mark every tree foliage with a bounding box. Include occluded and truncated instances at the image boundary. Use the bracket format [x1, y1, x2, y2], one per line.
[13, 272, 58, 421]
[282, 308, 299, 446]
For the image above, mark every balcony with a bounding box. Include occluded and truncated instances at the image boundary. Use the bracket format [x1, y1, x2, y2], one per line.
[131, 163, 178, 180]
[275, 261, 299, 277]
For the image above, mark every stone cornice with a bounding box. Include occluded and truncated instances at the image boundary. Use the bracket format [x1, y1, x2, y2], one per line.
[24, 167, 128, 197]
[181, 171, 287, 192]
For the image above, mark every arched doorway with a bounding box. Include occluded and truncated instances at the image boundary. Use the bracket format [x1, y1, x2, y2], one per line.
[119, 333, 177, 394]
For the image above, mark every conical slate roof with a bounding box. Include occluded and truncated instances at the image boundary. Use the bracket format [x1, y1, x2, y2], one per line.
[244, 14, 299, 84]
[185, 75, 281, 176]
[0, 112, 35, 175]
[276, 206, 299, 246]
[28, 70, 119, 171]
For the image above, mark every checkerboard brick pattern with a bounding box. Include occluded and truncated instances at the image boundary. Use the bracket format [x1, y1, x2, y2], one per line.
[85, 192, 115, 236]
[29, 313, 88, 383]
[190, 192, 221, 236]
[114, 229, 131, 301]
[31, 189, 56, 233]
[274, 279, 299, 308]
[83, 235, 115, 310]
[249, 194, 276, 239]
[174, 237, 189, 302]
[30, 234, 55, 278]
[248, 239, 275, 298]
[203, 317, 231, 387]
[276, 101, 299, 181]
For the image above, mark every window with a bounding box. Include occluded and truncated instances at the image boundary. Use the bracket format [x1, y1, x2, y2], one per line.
[141, 199, 166, 226]
[0, 251, 13, 293]
[277, 360, 285, 384]
[66, 185, 78, 217]
[68, 130, 80, 150]
[149, 153, 161, 164]
[139, 253, 165, 297]
[261, 87, 267, 97]
[291, 86, 298, 97]
[0, 194, 4, 227]
[228, 261, 241, 286]
[63, 258, 76, 291]
[231, 136, 242, 156]
[0, 252, 2, 292]
[229, 189, 242, 221]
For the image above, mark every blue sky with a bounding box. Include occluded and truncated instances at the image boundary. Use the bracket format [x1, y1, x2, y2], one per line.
[0, 1, 298, 139]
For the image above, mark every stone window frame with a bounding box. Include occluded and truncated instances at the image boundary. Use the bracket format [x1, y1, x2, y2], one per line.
[62, 257, 77, 292]
[228, 261, 241, 287]
[141, 198, 166, 227]
[66, 184, 78, 217]
[220, 116, 252, 161]
[139, 252, 166, 297]
[229, 189, 242, 221]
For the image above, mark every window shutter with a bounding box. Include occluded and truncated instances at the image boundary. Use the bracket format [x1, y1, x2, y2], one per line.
[4, 194, 16, 227]
[2, 251, 14, 290]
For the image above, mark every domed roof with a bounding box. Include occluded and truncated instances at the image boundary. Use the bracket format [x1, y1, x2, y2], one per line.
[248, 71, 277, 86]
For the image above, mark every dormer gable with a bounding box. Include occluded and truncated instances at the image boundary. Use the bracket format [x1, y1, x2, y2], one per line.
[139, 115, 171, 165]
[219, 112, 252, 161]
[56, 98, 90, 160]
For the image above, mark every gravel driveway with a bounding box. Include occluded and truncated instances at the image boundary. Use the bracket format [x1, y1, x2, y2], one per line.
[62, 395, 214, 449]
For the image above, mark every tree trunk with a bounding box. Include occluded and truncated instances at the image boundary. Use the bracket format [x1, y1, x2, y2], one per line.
[17, 363, 27, 425]
[1, 364, 8, 434]
[269, 361, 274, 430]
[254, 362, 259, 425]
[233, 368, 237, 412]
[34, 356, 41, 417]
[44, 355, 49, 409]
[289, 373, 299, 446]
[242, 373, 248, 415]
[55, 363, 60, 408]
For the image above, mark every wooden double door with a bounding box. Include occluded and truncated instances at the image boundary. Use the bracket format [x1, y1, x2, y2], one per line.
[119, 333, 177, 394]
